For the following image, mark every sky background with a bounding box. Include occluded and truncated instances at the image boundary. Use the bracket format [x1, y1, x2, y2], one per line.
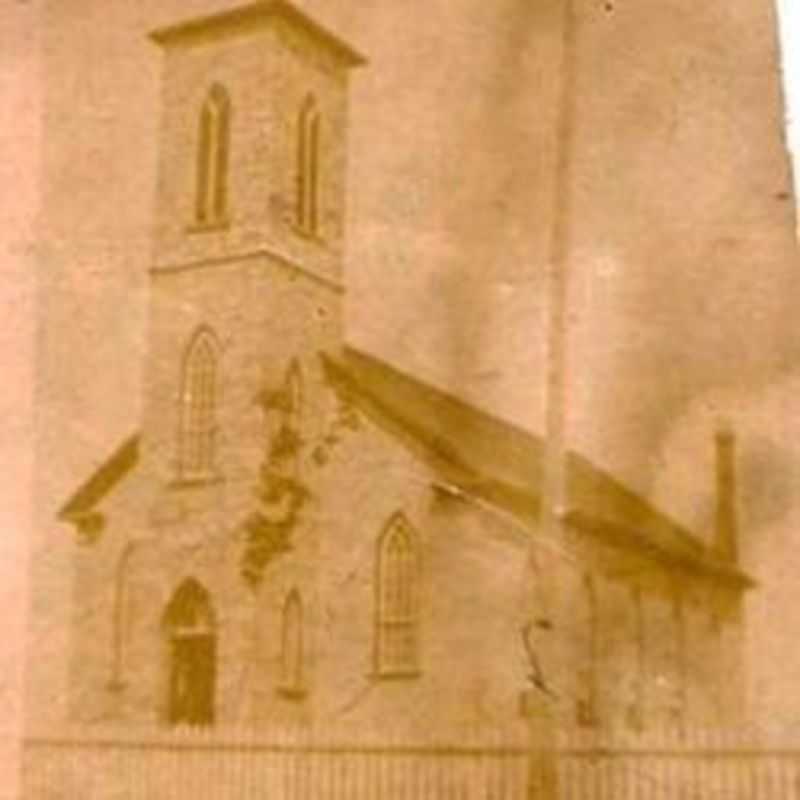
[780, 1, 800, 160]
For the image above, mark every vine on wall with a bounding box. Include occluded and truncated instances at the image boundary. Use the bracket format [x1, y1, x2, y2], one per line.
[241, 363, 310, 587]
[240, 360, 363, 586]
[311, 391, 360, 467]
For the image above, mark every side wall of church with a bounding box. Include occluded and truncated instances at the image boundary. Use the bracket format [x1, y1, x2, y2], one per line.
[66, 388, 537, 730]
[300, 414, 534, 733]
[67, 382, 744, 735]
[556, 523, 746, 733]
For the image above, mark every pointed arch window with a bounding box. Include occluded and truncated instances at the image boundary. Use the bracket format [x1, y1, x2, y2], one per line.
[162, 579, 216, 726]
[109, 544, 137, 692]
[179, 329, 219, 479]
[296, 95, 321, 234]
[376, 514, 419, 677]
[279, 589, 305, 696]
[195, 84, 231, 226]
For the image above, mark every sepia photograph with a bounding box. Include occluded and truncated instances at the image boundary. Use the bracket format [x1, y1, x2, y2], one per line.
[3, 0, 800, 796]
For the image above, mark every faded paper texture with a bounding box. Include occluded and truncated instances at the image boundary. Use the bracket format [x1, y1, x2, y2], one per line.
[6, 0, 800, 797]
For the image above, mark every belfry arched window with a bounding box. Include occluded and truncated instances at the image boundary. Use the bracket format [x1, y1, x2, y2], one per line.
[195, 84, 231, 225]
[375, 513, 419, 677]
[280, 589, 304, 694]
[296, 95, 320, 234]
[179, 329, 219, 479]
[162, 579, 216, 726]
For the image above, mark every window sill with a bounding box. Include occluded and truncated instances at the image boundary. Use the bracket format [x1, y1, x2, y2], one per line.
[290, 222, 326, 246]
[373, 669, 421, 682]
[186, 219, 231, 234]
[277, 684, 308, 700]
[168, 474, 224, 490]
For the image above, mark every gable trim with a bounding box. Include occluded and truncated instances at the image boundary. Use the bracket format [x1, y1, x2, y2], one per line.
[59, 435, 141, 523]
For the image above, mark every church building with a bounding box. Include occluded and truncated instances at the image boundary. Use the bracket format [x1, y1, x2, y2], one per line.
[57, 0, 751, 740]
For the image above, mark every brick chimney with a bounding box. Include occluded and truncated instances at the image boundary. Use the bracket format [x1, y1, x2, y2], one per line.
[713, 422, 739, 564]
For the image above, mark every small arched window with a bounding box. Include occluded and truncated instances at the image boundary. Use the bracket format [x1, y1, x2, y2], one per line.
[296, 95, 321, 234]
[376, 513, 419, 677]
[179, 329, 219, 479]
[196, 84, 231, 225]
[280, 589, 304, 694]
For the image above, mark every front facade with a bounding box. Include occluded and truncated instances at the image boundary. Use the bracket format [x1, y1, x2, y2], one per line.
[57, 0, 750, 746]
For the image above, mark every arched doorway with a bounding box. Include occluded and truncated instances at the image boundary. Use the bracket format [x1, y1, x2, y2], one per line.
[162, 579, 216, 726]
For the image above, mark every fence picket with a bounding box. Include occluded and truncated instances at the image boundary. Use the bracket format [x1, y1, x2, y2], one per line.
[22, 723, 800, 800]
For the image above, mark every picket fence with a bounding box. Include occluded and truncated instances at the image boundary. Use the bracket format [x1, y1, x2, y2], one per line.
[22, 722, 800, 800]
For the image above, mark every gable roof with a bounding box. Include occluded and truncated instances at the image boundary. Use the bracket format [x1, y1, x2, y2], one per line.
[324, 346, 754, 588]
[149, 0, 366, 68]
[58, 349, 751, 587]
[58, 435, 140, 522]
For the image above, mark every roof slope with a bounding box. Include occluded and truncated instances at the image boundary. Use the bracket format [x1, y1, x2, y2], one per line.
[325, 346, 753, 587]
[58, 435, 140, 521]
[57, 348, 751, 586]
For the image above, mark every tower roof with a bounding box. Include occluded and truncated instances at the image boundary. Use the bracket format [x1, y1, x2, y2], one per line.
[149, 0, 366, 68]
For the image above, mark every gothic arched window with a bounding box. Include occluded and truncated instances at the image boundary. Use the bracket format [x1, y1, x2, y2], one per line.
[162, 579, 216, 726]
[375, 513, 419, 677]
[196, 84, 231, 225]
[296, 95, 320, 234]
[179, 329, 219, 479]
[280, 589, 304, 694]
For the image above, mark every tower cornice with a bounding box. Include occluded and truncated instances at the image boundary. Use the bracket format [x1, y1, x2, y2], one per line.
[149, 0, 366, 68]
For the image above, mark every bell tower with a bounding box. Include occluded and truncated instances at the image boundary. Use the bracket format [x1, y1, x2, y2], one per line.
[149, 0, 364, 284]
[142, 1, 365, 487]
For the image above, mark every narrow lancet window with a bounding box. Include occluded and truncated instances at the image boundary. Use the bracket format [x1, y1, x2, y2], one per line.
[280, 589, 304, 694]
[179, 329, 219, 479]
[376, 513, 419, 676]
[296, 95, 321, 234]
[196, 84, 231, 225]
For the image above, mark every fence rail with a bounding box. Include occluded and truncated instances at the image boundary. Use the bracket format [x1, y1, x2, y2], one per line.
[22, 723, 800, 799]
